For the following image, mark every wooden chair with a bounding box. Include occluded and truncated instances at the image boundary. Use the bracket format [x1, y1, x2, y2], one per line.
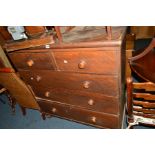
[126, 77, 155, 128]
[126, 37, 155, 128]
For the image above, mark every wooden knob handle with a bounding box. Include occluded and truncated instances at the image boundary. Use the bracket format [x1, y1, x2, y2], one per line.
[45, 91, 50, 97]
[78, 60, 86, 69]
[36, 75, 42, 82]
[27, 59, 34, 67]
[88, 99, 94, 106]
[91, 116, 96, 123]
[83, 81, 90, 89]
[52, 108, 57, 113]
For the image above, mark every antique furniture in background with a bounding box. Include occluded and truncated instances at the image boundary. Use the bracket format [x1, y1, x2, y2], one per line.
[125, 33, 135, 78]
[126, 77, 155, 128]
[131, 26, 155, 39]
[0, 26, 126, 128]
[126, 38, 155, 128]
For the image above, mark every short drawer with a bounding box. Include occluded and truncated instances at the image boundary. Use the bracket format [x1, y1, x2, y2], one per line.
[19, 70, 119, 96]
[37, 98, 119, 128]
[31, 86, 119, 114]
[8, 50, 55, 70]
[53, 48, 117, 74]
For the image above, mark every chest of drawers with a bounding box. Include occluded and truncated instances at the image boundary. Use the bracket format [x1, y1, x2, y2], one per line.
[6, 26, 126, 128]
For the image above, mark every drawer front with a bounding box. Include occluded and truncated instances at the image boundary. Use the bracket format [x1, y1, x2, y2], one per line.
[19, 70, 119, 96]
[31, 86, 119, 114]
[8, 51, 55, 70]
[53, 48, 117, 74]
[37, 99, 119, 128]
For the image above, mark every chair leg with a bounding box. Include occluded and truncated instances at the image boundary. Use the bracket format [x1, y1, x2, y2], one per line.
[5, 90, 16, 114]
[20, 106, 26, 116]
[41, 112, 46, 120]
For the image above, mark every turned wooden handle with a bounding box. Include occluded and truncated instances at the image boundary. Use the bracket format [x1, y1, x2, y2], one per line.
[52, 107, 57, 113]
[88, 99, 94, 106]
[45, 91, 50, 97]
[78, 60, 86, 69]
[91, 116, 96, 123]
[36, 75, 42, 82]
[83, 81, 90, 89]
[27, 59, 34, 67]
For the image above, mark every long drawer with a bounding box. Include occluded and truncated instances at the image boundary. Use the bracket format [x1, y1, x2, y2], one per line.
[19, 70, 119, 96]
[30, 86, 119, 114]
[53, 48, 117, 74]
[8, 51, 56, 70]
[37, 98, 119, 128]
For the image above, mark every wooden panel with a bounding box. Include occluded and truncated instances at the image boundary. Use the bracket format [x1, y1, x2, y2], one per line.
[0, 26, 12, 40]
[31, 86, 119, 114]
[19, 70, 119, 96]
[133, 93, 155, 100]
[53, 48, 117, 74]
[24, 26, 46, 37]
[133, 82, 155, 91]
[37, 98, 119, 128]
[125, 33, 135, 78]
[133, 100, 155, 108]
[5, 34, 54, 52]
[133, 107, 155, 114]
[8, 52, 56, 70]
[133, 112, 155, 119]
[130, 26, 155, 39]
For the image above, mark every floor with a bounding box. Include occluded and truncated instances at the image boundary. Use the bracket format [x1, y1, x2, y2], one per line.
[0, 39, 153, 129]
[0, 94, 96, 129]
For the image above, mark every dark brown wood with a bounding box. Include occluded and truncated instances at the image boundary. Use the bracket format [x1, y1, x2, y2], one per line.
[133, 100, 155, 108]
[19, 70, 120, 114]
[8, 51, 56, 70]
[129, 38, 155, 83]
[133, 107, 155, 115]
[4, 34, 55, 52]
[133, 82, 155, 91]
[32, 87, 119, 114]
[37, 98, 119, 128]
[53, 48, 117, 74]
[54, 26, 62, 42]
[126, 77, 134, 122]
[5, 26, 126, 128]
[133, 112, 155, 119]
[126, 78, 155, 128]
[19, 70, 119, 96]
[133, 93, 155, 100]
[130, 26, 155, 39]
[0, 26, 12, 40]
[125, 33, 135, 78]
[24, 26, 46, 37]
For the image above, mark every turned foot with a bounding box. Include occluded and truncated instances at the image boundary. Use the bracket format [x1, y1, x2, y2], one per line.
[20, 106, 26, 116]
[41, 112, 46, 120]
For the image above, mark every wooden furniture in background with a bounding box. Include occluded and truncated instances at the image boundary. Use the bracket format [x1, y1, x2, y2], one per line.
[126, 77, 155, 128]
[129, 37, 155, 83]
[125, 33, 135, 78]
[130, 26, 155, 39]
[126, 37, 155, 128]
[2, 26, 127, 128]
